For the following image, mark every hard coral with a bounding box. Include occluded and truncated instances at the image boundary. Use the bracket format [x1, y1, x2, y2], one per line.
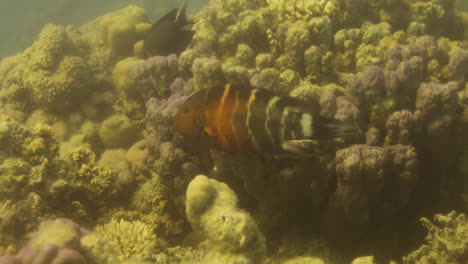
[403, 211, 468, 264]
[7, 25, 94, 113]
[0, 194, 46, 248]
[327, 144, 386, 238]
[186, 175, 266, 264]
[130, 55, 179, 101]
[94, 219, 161, 262]
[50, 147, 119, 220]
[99, 114, 141, 148]
[98, 6, 151, 57]
[98, 149, 134, 190]
[10, 219, 89, 264]
[282, 256, 326, 264]
[326, 144, 418, 240]
[113, 57, 145, 96]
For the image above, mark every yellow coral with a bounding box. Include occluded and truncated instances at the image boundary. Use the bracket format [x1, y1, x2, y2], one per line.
[23, 124, 59, 165]
[112, 57, 144, 93]
[94, 219, 158, 261]
[30, 220, 78, 250]
[98, 114, 141, 148]
[24, 24, 69, 69]
[133, 40, 146, 59]
[98, 6, 151, 57]
[266, 0, 333, 24]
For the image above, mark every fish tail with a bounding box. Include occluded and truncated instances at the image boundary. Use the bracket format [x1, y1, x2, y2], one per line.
[313, 116, 356, 140]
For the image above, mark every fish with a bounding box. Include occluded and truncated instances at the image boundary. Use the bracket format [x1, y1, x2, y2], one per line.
[173, 84, 356, 155]
[144, 0, 194, 57]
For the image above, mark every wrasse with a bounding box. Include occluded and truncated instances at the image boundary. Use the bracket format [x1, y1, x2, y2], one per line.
[174, 84, 354, 154]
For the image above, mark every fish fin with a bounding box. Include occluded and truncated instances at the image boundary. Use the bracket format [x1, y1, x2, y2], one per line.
[281, 140, 316, 157]
[204, 126, 217, 136]
[144, 8, 178, 56]
[174, 29, 195, 54]
[314, 116, 356, 140]
[175, 0, 190, 26]
[156, 8, 178, 26]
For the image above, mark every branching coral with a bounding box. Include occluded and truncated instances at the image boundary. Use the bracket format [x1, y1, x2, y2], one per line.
[94, 219, 162, 262]
[0, 194, 46, 248]
[129, 55, 179, 100]
[403, 211, 468, 264]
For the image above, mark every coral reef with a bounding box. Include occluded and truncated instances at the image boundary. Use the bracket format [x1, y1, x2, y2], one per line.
[0, 218, 89, 264]
[0, 0, 467, 264]
[0, 24, 96, 114]
[94, 219, 162, 262]
[185, 175, 266, 264]
[130, 55, 180, 101]
[403, 211, 468, 264]
[98, 6, 151, 57]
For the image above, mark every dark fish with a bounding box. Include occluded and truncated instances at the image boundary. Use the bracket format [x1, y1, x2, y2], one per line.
[174, 84, 355, 155]
[144, 0, 194, 56]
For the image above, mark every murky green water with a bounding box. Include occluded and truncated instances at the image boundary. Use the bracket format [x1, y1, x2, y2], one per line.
[0, 0, 209, 59]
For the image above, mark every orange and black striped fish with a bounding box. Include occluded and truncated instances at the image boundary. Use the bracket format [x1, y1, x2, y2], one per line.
[173, 84, 354, 154]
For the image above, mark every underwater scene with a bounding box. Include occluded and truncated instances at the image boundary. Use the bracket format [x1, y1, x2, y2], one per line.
[0, 0, 467, 263]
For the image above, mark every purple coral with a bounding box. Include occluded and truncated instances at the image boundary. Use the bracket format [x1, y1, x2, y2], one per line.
[145, 78, 192, 142]
[383, 144, 418, 209]
[0, 255, 19, 264]
[325, 144, 419, 241]
[414, 81, 459, 123]
[0, 219, 89, 264]
[408, 36, 439, 61]
[130, 54, 179, 101]
[326, 144, 385, 238]
[413, 81, 460, 162]
[361, 65, 386, 93]
[385, 110, 414, 146]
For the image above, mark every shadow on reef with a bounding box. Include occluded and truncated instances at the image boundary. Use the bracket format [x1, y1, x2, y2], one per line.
[0, 0, 467, 263]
